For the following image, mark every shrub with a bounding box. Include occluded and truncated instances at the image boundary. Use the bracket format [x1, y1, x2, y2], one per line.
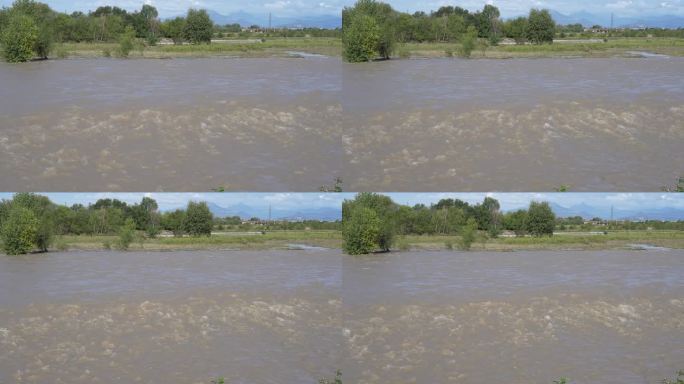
[458, 218, 478, 250]
[103, 240, 111, 250]
[459, 26, 477, 58]
[116, 218, 136, 250]
[343, 13, 380, 62]
[102, 47, 111, 57]
[1, 206, 38, 255]
[445, 239, 453, 250]
[343, 206, 380, 255]
[118, 26, 136, 57]
[1, 13, 38, 62]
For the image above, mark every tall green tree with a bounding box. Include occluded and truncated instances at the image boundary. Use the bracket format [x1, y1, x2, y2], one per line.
[184, 201, 213, 236]
[526, 201, 556, 236]
[459, 25, 477, 58]
[183, 9, 213, 44]
[527, 9, 555, 44]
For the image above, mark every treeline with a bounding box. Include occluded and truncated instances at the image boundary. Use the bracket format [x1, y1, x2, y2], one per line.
[341, 193, 556, 254]
[213, 217, 341, 231]
[342, 0, 556, 61]
[0, 0, 214, 61]
[0, 193, 213, 254]
[556, 216, 684, 231]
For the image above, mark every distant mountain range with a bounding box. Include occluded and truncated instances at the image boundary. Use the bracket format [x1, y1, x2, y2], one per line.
[204, 202, 340, 221]
[546, 202, 684, 221]
[547, 10, 684, 28]
[203, 10, 340, 29]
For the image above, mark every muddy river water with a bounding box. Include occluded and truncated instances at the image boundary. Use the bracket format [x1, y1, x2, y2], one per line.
[2, 57, 684, 191]
[0, 249, 682, 383]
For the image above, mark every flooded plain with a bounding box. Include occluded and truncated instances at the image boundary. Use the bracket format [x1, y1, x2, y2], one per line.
[2, 57, 684, 191]
[1, 249, 682, 383]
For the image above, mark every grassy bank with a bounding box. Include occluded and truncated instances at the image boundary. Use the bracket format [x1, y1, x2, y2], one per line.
[55, 37, 342, 59]
[47, 230, 684, 253]
[55, 230, 342, 252]
[398, 37, 684, 59]
[399, 230, 684, 252]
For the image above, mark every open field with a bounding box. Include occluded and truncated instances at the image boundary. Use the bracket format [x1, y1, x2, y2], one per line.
[56, 37, 342, 59]
[399, 230, 684, 251]
[55, 230, 342, 251]
[399, 37, 684, 58]
[46, 230, 684, 253]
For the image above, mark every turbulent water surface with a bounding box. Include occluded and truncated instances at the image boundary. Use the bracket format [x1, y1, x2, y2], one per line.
[0, 249, 682, 383]
[2, 57, 684, 191]
[0, 58, 342, 191]
[342, 57, 684, 191]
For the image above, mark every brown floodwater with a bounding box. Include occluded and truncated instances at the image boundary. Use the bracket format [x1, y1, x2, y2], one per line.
[342, 57, 684, 191]
[0, 249, 682, 383]
[0, 57, 342, 191]
[2, 57, 683, 191]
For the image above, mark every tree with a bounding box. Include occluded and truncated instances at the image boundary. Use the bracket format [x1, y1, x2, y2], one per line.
[343, 13, 380, 62]
[162, 209, 186, 237]
[526, 201, 556, 236]
[116, 217, 136, 250]
[342, 193, 396, 251]
[459, 25, 477, 58]
[504, 16, 528, 44]
[1, 13, 38, 62]
[184, 201, 213, 236]
[1, 206, 38, 255]
[162, 16, 185, 44]
[343, 206, 380, 255]
[504, 209, 528, 236]
[183, 9, 213, 44]
[527, 9, 555, 44]
[458, 217, 478, 251]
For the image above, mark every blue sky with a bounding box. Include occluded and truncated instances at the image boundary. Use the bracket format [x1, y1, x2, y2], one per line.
[1, 192, 683, 220]
[1, 0, 681, 19]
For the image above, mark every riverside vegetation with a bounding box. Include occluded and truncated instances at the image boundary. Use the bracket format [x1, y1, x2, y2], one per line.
[341, 0, 684, 61]
[341, 193, 684, 254]
[0, 193, 341, 254]
[0, 0, 341, 61]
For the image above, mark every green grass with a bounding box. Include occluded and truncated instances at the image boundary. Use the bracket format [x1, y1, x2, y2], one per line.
[55, 230, 342, 252]
[400, 230, 684, 251]
[58, 37, 342, 59]
[397, 37, 684, 59]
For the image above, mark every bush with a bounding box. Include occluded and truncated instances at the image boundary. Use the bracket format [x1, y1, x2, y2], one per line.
[1, 13, 38, 62]
[102, 47, 111, 57]
[445, 239, 453, 250]
[1, 206, 38, 255]
[118, 26, 136, 57]
[458, 218, 478, 250]
[527, 9, 555, 44]
[459, 26, 477, 58]
[343, 13, 380, 62]
[116, 218, 136, 250]
[103, 240, 111, 250]
[343, 206, 380, 255]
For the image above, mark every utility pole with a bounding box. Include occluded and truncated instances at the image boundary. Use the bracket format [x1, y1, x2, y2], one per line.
[611, 13, 614, 29]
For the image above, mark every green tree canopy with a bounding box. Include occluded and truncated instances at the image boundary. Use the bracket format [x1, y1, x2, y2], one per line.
[184, 201, 213, 236]
[526, 201, 556, 236]
[343, 206, 381, 255]
[342, 13, 380, 62]
[183, 8, 213, 44]
[1, 206, 38, 255]
[1, 12, 38, 62]
[527, 9, 555, 44]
